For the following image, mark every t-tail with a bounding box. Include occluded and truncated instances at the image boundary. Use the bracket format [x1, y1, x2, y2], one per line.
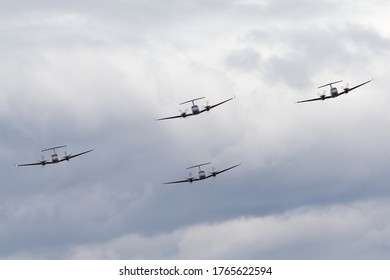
[318, 80, 343, 89]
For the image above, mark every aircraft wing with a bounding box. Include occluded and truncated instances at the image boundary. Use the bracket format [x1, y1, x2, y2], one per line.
[296, 95, 332, 104]
[164, 178, 200, 184]
[155, 113, 193, 121]
[207, 163, 240, 178]
[61, 149, 94, 161]
[200, 97, 235, 113]
[16, 161, 54, 167]
[338, 79, 372, 96]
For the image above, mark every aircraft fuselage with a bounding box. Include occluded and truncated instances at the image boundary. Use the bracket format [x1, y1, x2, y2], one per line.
[198, 170, 206, 180]
[192, 104, 200, 115]
[51, 153, 60, 163]
[330, 87, 339, 97]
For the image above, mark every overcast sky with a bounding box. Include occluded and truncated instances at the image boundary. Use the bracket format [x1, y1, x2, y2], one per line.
[1, 0, 390, 259]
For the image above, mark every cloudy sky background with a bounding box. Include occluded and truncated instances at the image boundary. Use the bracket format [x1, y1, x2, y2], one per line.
[1, 0, 390, 259]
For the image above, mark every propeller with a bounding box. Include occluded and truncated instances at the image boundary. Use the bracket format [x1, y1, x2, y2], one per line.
[204, 100, 211, 111]
[39, 155, 47, 166]
[179, 109, 188, 118]
[318, 90, 326, 100]
[63, 151, 72, 161]
[343, 83, 350, 93]
[210, 167, 217, 177]
[187, 172, 194, 182]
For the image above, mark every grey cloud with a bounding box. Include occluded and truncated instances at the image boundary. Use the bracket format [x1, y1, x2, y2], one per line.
[225, 48, 262, 72]
[340, 23, 390, 54]
[237, 23, 387, 88]
[66, 199, 390, 259]
[264, 55, 309, 88]
[1, 0, 390, 259]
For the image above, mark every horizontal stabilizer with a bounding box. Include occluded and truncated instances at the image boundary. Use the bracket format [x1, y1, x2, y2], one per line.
[41, 145, 67, 152]
[318, 80, 343, 89]
[187, 162, 211, 169]
[180, 97, 205, 105]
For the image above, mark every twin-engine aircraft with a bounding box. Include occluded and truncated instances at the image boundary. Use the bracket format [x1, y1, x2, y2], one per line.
[16, 145, 94, 167]
[155, 96, 234, 121]
[296, 79, 372, 104]
[164, 162, 240, 184]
